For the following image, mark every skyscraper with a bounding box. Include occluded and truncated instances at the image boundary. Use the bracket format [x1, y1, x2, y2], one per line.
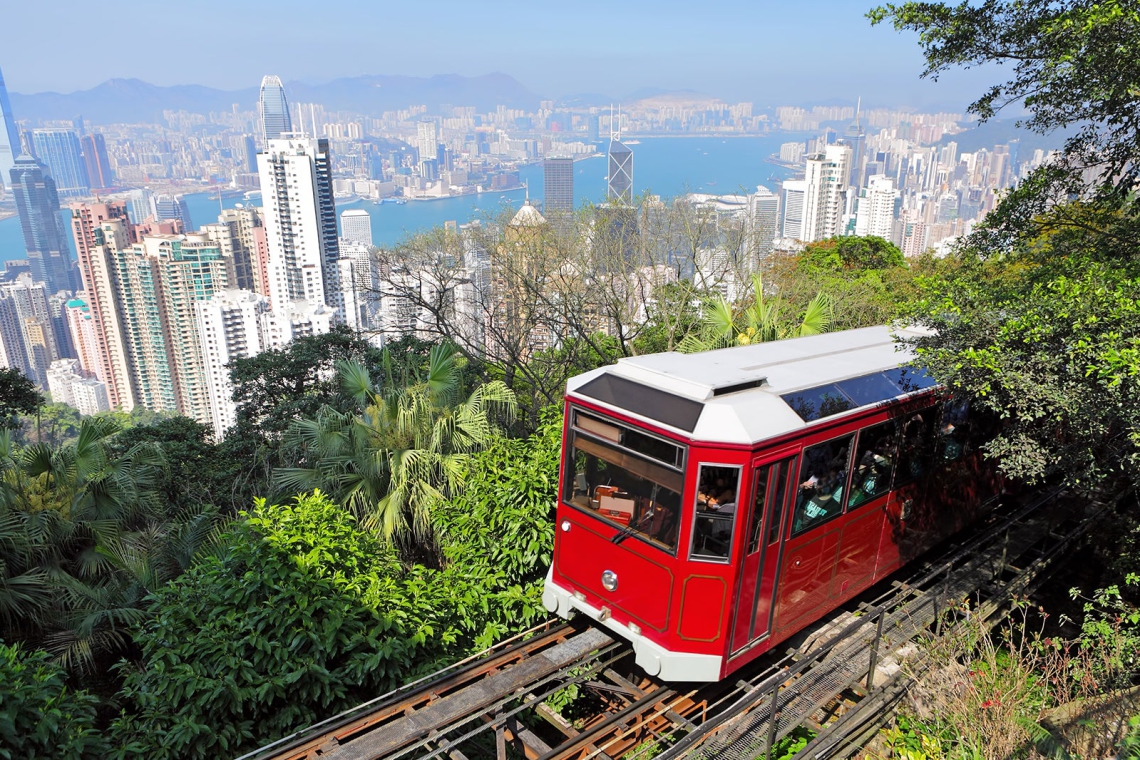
[259, 75, 293, 142]
[152, 194, 193, 231]
[113, 234, 228, 420]
[257, 136, 340, 315]
[0, 275, 59, 387]
[126, 188, 154, 225]
[65, 296, 100, 379]
[0, 65, 21, 192]
[32, 129, 90, 197]
[201, 206, 264, 292]
[70, 201, 137, 411]
[854, 175, 899, 239]
[799, 144, 851, 243]
[195, 289, 270, 438]
[843, 99, 866, 190]
[543, 158, 574, 213]
[746, 185, 781, 261]
[340, 208, 373, 246]
[781, 180, 807, 240]
[243, 135, 258, 173]
[607, 139, 633, 206]
[81, 134, 114, 190]
[9, 152, 72, 294]
[417, 121, 438, 168]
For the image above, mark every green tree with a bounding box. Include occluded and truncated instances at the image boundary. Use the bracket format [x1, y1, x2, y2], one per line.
[798, 236, 906, 272]
[108, 492, 415, 760]
[229, 325, 387, 442]
[274, 343, 516, 548]
[679, 273, 832, 352]
[106, 416, 241, 514]
[0, 641, 108, 759]
[0, 417, 219, 676]
[0, 369, 42, 430]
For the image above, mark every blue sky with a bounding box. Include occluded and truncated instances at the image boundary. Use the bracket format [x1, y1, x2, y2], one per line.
[5, 0, 995, 108]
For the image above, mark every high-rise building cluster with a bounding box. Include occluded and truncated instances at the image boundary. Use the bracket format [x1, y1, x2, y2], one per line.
[1, 75, 384, 440]
[764, 107, 1045, 256]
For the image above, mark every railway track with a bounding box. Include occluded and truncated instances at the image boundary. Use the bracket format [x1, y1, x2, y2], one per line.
[240, 485, 1111, 760]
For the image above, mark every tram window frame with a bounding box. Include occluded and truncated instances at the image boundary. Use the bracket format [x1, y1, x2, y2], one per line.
[895, 406, 938, 486]
[846, 421, 899, 510]
[767, 459, 793, 546]
[689, 463, 743, 564]
[791, 433, 856, 537]
[563, 408, 688, 556]
[573, 410, 683, 469]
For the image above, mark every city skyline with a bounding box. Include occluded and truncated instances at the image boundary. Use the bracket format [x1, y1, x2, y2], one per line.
[2, 1, 997, 110]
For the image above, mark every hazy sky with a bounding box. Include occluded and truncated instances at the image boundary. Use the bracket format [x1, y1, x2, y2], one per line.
[4, 0, 996, 108]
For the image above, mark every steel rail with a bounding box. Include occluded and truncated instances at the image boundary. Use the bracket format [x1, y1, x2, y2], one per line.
[243, 620, 579, 760]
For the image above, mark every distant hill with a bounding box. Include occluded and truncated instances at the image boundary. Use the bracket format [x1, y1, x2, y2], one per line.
[10, 73, 541, 124]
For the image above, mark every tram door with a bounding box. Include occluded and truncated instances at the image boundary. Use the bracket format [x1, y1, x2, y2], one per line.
[730, 454, 796, 653]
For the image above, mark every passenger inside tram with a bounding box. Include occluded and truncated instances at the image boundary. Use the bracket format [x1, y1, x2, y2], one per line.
[848, 422, 898, 507]
[692, 465, 741, 560]
[792, 434, 854, 533]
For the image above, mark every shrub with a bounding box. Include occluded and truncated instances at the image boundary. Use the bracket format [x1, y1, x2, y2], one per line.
[108, 492, 416, 759]
[0, 641, 107, 759]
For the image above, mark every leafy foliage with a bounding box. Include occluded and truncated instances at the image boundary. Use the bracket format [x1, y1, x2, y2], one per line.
[109, 492, 414, 759]
[679, 273, 832, 352]
[0, 641, 107, 759]
[0, 369, 43, 430]
[869, 1, 1140, 192]
[111, 412, 562, 757]
[275, 343, 516, 547]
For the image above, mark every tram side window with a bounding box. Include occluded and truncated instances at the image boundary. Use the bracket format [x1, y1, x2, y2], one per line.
[847, 421, 898, 509]
[792, 434, 854, 535]
[564, 433, 684, 551]
[896, 408, 937, 484]
[938, 399, 970, 462]
[691, 465, 742, 562]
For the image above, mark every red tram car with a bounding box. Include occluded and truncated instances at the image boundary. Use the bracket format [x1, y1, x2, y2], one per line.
[542, 326, 996, 682]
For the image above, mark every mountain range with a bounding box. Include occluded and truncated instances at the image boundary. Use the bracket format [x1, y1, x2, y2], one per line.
[9, 73, 542, 124]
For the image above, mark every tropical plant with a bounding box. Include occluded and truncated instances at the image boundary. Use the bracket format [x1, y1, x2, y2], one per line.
[0, 416, 223, 676]
[108, 492, 416, 760]
[0, 640, 108, 759]
[274, 342, 517, 547]
[679, 273, 832, 352]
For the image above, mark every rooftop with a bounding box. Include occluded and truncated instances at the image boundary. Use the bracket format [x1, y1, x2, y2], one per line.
[566, 326, 937, 445]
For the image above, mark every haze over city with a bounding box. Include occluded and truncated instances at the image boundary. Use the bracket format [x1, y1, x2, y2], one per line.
[4, 0, 994, 107]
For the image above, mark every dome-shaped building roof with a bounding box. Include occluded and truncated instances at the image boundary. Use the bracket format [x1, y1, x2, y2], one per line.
[509, 200, 547, 228]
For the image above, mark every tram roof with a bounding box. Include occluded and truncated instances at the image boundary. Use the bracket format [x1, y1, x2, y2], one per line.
[566, 325, 937, 446]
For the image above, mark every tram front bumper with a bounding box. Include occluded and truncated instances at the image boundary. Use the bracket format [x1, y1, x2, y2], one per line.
[542, 567, 722, 683]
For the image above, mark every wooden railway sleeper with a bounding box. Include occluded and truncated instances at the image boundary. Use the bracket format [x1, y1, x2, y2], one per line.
[602, 670, 698, 732]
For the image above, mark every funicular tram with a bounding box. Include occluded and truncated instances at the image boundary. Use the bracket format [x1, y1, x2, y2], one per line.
[542, 326, 996, 682]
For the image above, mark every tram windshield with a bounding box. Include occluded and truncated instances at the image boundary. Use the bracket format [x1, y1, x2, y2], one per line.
[564, 412, 685, 552]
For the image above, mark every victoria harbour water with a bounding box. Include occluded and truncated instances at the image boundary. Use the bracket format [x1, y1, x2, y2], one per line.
[0, 135, 799, 264]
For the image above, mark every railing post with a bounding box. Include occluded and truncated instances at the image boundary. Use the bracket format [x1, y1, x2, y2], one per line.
[866, 606, 886, 690]
[764, 683, 780, 759]
[935, 567, 951, 637]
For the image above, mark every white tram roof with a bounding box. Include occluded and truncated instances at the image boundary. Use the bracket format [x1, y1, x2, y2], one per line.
[565, 325, 937, 446]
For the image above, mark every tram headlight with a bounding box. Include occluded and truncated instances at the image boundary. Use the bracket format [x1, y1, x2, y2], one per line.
[560, 520, 571, 532]
[601, 569, 618, 592]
